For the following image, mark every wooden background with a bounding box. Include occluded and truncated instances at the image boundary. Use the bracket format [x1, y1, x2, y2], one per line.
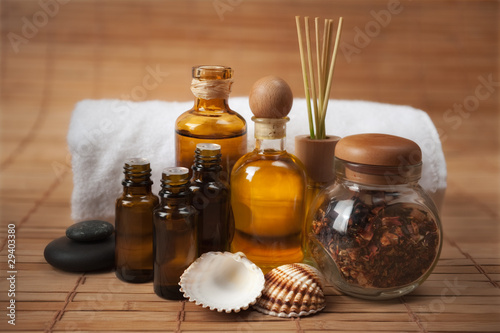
[0, 0, 499, 332]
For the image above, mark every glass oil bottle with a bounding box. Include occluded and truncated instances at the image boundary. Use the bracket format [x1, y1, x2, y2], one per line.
[115, 158, 159, 283]
[153, 167, 198, 300]
[230, 76, 307, 273]
[175, 65, 247, 181]
[190, 143, 231, 255]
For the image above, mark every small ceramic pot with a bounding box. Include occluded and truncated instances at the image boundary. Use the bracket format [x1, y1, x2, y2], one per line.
[294, 135, 340, 185]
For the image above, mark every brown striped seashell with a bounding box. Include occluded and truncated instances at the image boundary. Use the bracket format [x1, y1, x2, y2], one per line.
[253, 263, 326, 318]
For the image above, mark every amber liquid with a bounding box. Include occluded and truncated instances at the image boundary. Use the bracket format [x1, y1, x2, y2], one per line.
[176, 132, 246, 181]
[153, 209, 197, 300]
[115, 195, 158, 283]
[231, 153, 306, 273]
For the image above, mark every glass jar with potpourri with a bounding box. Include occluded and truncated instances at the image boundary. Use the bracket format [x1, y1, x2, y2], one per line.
[306, 133, 442, 300]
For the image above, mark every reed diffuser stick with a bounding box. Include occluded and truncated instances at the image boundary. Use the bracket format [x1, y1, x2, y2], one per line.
[295, 16, 315, 139]
[304, 17, 319, 138]
[320, 18, 343, 139]
[295, 16, 343, 140]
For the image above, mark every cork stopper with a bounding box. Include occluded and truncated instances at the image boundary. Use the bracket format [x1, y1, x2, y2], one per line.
[249, 76, 293, 139]
[335, 133, 422, 185]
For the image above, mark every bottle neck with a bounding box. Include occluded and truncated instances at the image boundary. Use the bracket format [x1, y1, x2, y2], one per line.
[253, 117, 288, 154]
[123, 185, 153, 195]
[255, 137, 286, 153]
[192, 152, 222, 182]
[122, 159, 153, 194]
[159, 183, 191, 207]
[194, 97, 229, 112]
[192, 169, 221, 182]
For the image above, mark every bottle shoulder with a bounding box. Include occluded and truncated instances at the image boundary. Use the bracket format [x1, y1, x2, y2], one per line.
[231, 150, 307, 183]
[175, 108, 247, 137]
[116, 193, 159, 206]
[191, 179, 229, 192]
[155, 203, 198, 216]
[233, 150, 306, 171]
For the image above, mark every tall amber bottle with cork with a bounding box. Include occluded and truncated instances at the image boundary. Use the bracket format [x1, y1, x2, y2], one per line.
[231, 76, 307, 273]
[115, 158, 159, 283]
[175, 65, 247, 181]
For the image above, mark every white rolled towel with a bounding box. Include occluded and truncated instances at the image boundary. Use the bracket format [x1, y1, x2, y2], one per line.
[67, 98, 446, 223]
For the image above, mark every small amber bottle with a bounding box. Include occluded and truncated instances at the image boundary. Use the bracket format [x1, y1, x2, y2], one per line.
[115, 158, 159, 283]
[154, 167, 198, 300]
[190, 143, 231, 255]
[231, 76, 307, 273]
[175, 65, 247, 181]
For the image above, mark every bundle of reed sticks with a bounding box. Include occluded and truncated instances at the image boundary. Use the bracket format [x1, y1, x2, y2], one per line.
[295, 16, 343, 140]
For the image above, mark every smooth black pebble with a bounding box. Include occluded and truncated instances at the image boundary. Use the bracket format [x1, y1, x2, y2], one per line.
[66, 220, 114, 242]
[44, 236, 115, 272]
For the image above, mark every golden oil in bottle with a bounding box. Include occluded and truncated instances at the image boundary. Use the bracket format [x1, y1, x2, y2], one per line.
[153, 167, 198, 300]
[175, 65, 247, 181]
[115, 158, 159, 283]
[231, 117, 307, 273]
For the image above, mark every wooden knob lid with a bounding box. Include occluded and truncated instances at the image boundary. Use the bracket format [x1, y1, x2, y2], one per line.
[249, 76, 293, 118]
[335, 133, 422, 166]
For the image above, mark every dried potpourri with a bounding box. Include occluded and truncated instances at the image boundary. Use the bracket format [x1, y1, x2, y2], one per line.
[311, 190, 440, 289]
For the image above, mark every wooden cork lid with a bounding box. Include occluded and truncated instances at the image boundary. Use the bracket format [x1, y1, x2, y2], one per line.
[335, 133, 422, 166]
[249, 76, 293, 119]
[249, 76, 293, 140]
[335, 134, 422, 185]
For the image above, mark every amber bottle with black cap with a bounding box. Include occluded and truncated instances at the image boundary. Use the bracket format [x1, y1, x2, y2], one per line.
[306, 133, 442, 300]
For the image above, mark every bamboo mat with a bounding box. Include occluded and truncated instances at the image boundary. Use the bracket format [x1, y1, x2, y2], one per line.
[1, 0, 499, 332]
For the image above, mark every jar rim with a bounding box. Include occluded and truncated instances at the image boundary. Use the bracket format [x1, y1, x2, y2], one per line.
[335, 157, 422, 186]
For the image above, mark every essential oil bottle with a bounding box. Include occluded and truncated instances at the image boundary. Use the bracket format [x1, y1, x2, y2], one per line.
[115, 158, 159, 283]
[190, 143, 231, 255]
[231, 76, 307, 273]
[175, 65, 247, 181]
[154, 167, 198, 300]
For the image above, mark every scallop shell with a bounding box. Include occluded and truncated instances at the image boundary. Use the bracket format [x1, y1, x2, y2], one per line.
[179, 251, 265, 313]
[253, 263, 326, 318]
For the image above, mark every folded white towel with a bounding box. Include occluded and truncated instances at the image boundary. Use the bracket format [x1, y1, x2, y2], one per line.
[67, 98, 446, 223]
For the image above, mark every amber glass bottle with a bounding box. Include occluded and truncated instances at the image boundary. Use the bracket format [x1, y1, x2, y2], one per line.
[190, 143, 231, 255]
[231, 117, 307, 272]
[154, 167, 198, 300]
[175, 65, 247, 181]
[115, 158, 159, 283]
[231, 76, 307, 273]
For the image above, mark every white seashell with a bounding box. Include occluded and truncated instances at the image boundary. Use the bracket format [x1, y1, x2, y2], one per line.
[253, 263, 326, 318]
[179, 251, 265, 313]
